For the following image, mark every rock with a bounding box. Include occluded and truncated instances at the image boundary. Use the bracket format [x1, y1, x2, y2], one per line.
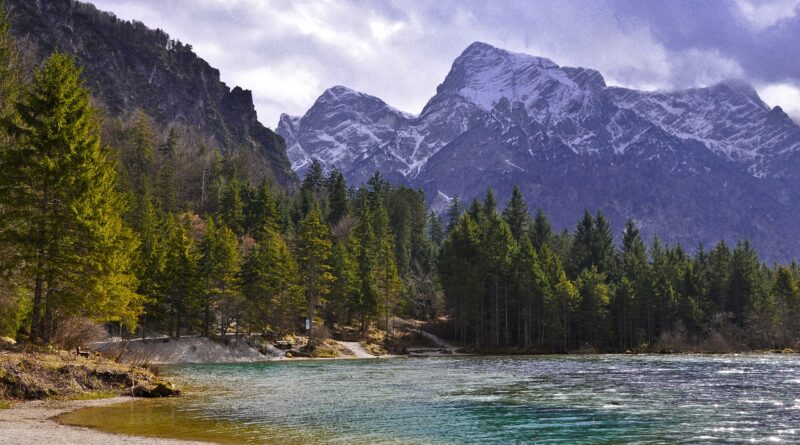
[131, 381, 180, 398]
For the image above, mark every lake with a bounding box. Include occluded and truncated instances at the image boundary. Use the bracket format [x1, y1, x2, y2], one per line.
[60, 354, 800, 444]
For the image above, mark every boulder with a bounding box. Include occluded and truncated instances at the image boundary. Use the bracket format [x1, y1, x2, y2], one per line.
[131, 381, 180, 398]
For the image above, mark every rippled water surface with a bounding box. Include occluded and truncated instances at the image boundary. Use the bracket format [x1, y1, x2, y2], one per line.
[61, 355, 800, 444]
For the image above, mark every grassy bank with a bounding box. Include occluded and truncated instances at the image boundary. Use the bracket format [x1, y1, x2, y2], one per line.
[0, 340, 179, 405]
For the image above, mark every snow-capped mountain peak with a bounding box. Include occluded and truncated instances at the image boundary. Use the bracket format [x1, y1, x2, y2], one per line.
[276, 42, 800, 261]
[436, 41, 583, 115]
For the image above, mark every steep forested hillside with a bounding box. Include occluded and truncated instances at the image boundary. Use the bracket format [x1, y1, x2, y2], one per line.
[6, 0, 294, 187]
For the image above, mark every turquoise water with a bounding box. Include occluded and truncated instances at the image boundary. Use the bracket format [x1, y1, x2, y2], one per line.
[68, 355, 800, 443]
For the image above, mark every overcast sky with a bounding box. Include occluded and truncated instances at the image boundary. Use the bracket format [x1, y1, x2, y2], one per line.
[90, 0, 800, 127]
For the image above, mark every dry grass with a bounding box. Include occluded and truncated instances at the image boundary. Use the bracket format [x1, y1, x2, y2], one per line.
[360, 341, 388, 356]
[311, 339, 352, 358]
[0, 342, 172, 402]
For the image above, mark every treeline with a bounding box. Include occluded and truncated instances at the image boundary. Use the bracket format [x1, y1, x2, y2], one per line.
[439, 187, 800, 352]
[128, 153, 437, 347]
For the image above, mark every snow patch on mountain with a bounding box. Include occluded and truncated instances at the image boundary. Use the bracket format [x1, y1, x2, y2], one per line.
[278, 41, 800, 184]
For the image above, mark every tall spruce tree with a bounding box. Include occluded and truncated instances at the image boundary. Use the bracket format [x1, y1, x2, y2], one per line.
[530, 209, 553, 251]
[502, 185, 531, 241]
[241, 229, 302, 335]
[162, 216, 201, 338]
[326, 169, 349, 227]
[200, 219, 240, 337]
[296, 207, 334, 349]
[157, 127, 180, 213]
[1, 53, 141, 342]
[0, 2, 28, 338]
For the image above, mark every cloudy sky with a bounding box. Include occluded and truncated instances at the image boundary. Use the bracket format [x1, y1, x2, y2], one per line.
[91, 0, 800, 127]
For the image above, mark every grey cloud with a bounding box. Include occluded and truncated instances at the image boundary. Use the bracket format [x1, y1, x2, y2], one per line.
[89, 0, 800, 125]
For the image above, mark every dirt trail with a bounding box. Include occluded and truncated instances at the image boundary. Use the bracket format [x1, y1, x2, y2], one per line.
[337, 341, 376, 358]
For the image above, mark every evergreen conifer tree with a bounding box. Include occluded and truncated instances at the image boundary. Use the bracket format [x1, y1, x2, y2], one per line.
[1, 53, 141, 341]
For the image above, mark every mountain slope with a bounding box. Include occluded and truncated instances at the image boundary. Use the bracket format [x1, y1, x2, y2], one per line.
[279, 41, 800, 261]
[7, 0, 295, 186]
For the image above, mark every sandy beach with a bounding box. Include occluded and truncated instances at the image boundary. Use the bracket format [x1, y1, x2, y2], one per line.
[0, 397, 208, 445]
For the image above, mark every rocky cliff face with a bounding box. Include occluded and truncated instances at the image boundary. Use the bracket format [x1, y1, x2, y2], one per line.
[280, 42, 800, 261]
[7, 0, 295, 186]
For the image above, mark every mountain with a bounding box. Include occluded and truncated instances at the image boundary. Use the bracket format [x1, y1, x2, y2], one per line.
[6, 0, 295, 187]
[279, 42, 800, 261]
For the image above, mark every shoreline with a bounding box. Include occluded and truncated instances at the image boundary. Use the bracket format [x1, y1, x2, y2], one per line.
[0, 397, 208, 445]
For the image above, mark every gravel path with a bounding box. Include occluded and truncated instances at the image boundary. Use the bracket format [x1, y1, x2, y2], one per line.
[338, 341, 376, 358]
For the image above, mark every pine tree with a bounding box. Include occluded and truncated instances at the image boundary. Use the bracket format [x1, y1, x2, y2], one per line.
[728, 240, 764, 324]
[706, 241, 731, 314]
[373, 203, 402, 333]
[220, 178, 246, 235]
[162, 217, 201, 338]
[1, 53, 141, 342]
[569, 210, 595, 277]
[326, 169, 349, 227]
[157, 127, 180, 213]
[480, 210, 514, 347]
[0, 3, 28, 339]
[592, 211, 617, 279]
[298, 160, 326, 219]
[296, 207, 334, 349]
[511, 234, 545, 349]
[125, 111, 155, 198]
[617, 219, 649, 348]
[544, 252, 578, 351]
[438, 214, 483, 346]
[530, 209, 553, 251]
[241, 229, 302, 335]
[482, 188, 498, 220]
[327, 237, 359, 327]
[247, 181, 279, 240]
[445, 196, 463, 233]
[429, 212, 444, 247]
[502, 185, 531, 241]
[352, 201, 379, 335]
[576, 267, 610, 349]
[134, 198, 166, 339]
[200, 219, 240, 337]
[773, 266, 800, 342]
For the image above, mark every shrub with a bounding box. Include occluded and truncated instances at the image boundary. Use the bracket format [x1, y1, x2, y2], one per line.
[52, 317, 106, 351]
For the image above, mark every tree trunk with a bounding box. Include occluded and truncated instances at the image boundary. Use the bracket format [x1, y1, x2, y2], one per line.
[31, 183, 50, 343]
[494, 279, 499, 347]
[504, 281, 509, 347]
[203, 295, 211, 337]
[31, 271, 44, 343]
[306, 288, 315, 351]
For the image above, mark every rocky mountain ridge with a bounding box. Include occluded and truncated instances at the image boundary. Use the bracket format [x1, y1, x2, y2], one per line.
[7, 0, 295, 186]
[279, 42, 800, 261]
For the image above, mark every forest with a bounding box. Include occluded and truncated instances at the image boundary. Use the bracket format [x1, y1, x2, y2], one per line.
[0, 12, 798, 353]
